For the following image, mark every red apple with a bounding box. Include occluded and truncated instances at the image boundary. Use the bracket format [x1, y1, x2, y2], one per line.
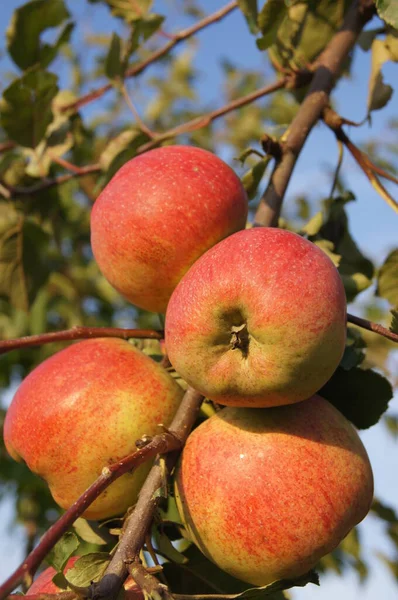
[90, 145, 248, 313]
[165, 227, 346, 407]
[174, 396, 373, 586]
[27, 557, 79, 595]
[27, 556, 142, 599]
[4, 338, 183, 520]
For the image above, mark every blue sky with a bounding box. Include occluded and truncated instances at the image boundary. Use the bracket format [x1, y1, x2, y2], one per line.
[0, 1, 397, 599]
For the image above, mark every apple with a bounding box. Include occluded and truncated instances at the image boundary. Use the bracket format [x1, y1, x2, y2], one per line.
[27, 556, 142, 599]
[90, 145, 248, 313]
[27, 557, 79, 595]
[165, 227, 346, 407]
[4, 338, 183, 520]
[174, 395, 373, 586]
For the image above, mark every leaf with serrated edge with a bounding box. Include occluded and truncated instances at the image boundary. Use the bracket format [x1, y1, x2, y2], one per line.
[377, 249, 398, 306]
[376, 0, 398, 29]
[65, 553, 110, 587]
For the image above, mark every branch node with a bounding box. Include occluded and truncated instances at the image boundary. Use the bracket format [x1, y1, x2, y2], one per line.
[261, 135, 283, 161]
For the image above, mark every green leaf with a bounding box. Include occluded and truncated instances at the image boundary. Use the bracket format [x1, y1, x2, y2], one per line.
[301, 211, 324, 236]
[390, 308, 398, 333]
[268, 0, 350, 70]
[241, 157, 270, 199]
[237, 0, 259, 34]
[315, 195, 375, 302]
[372, 498, 398, 522]
[313, 239, 341, 267]
[163, 544, 317, 598]
[22, 220, 54, 306]
[46, 532, 80, 572]
[88, 0, 153, 22]
[376, 249, 398, 306]
[358, 28, 386, 52]
[376, 0, 398, 29]
[257, 0, 287, 51]
[367, 39, 394, 114]
[65, 553, 111, 587]
[0, 68, 58, 148]
[0, 202, 28, 312]
[339, 327, 366, 371]
[319, 367, 393, 429]
[105, 33, 124, 80]
[73, 519, 111, 546]
[153, 527, 188, 564]
[6, 0, 72, 70]
[99, 128, 150, 180]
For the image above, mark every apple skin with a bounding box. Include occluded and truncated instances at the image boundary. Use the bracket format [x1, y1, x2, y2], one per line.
[174, 396, 373, 586]
[27, 557, 142, 599]
[165, 227, 346, 407]
[4, 338, 183, 520]
[27, 557, 80, 595]
[90, 145, 248, 313]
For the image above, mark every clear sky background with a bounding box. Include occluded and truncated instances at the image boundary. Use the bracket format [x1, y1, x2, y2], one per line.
[0, 1, 397, 599]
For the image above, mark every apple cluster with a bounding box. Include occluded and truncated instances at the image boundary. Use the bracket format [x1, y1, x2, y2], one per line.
[4, 146, 373, 590]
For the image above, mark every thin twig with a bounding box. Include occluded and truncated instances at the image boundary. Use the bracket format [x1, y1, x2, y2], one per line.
[0, 327, 163, 355]
[0, 141, 16, 155]
[347, 313, 398, 343]
[7, 594, 77, 600]
[0, 164, 101, 198]
[92, 388, 203, 600]
[60, 2, 239, 114]
[322, 106, 398, 213]
[120, 84, 157, 139]
[3, 79, 285, 199]
[136, 78, 287, 154]
[254, 0, 376, 227]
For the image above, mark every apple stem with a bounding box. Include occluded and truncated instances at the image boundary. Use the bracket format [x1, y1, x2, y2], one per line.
[230, 323, 250, 356]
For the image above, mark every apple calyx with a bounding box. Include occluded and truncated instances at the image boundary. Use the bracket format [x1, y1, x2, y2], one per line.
[230, 323, 249, 356]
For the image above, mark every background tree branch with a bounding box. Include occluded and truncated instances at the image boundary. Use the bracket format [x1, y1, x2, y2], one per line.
[254, 0, 376, 227]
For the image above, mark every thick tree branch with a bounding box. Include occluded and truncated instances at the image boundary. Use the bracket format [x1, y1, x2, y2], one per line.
[60, 2, 238, 114]
[347, 313, 398, 343]
[0, 327, 163, 355]
[92, 388, 203, 600]
[254, 0, 376, 227]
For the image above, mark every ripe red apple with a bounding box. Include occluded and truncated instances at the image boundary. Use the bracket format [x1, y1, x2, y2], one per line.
[165, 227, 346, 407]
[27, 556, 142, 599]
[27, 557, 80, 595]
[90, 145, 248, 313]
[4, 338, 183, 520]
[174, 396, 373, 586]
